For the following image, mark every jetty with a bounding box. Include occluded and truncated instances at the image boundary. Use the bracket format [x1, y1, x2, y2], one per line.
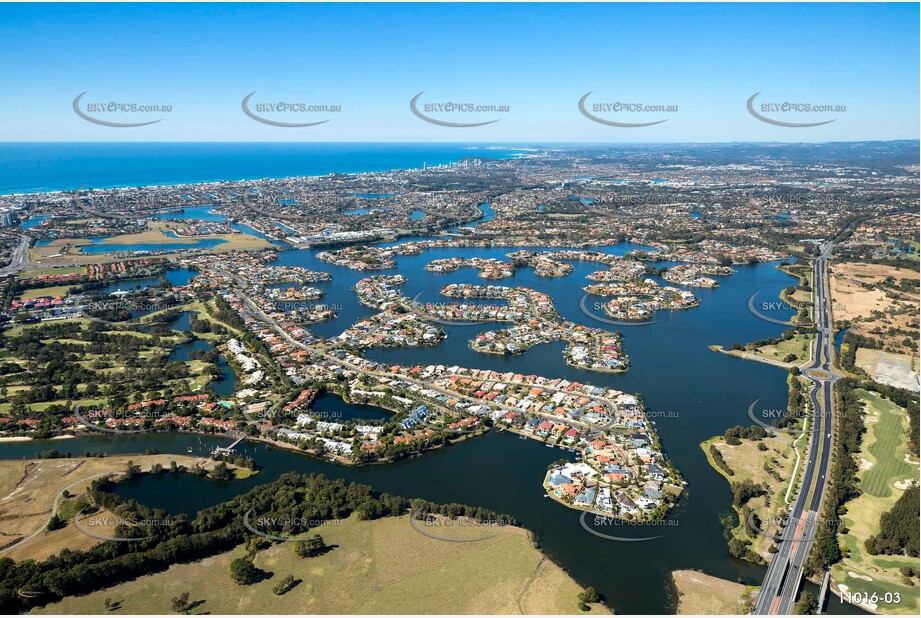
[212, 435, 246, 456]
[817, 569, 830, 614]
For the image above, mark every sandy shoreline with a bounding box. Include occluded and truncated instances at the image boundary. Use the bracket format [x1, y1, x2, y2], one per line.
[0, 434, 74, 443]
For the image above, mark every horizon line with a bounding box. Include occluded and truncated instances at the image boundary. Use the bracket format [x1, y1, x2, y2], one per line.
[1, 139, 919, 146]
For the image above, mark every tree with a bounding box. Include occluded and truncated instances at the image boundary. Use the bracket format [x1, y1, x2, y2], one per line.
[293, 534, 326, 558]
[272, 574, 297, 595]
[124, 461, 141, 479]
[229, 557, 265, 585]
[47, 514, 64, 531]
[793, 590, 818, 615]
[171, 592, 191, 614]
[578, 587, 600, 610]
[209, 462, 233, 481]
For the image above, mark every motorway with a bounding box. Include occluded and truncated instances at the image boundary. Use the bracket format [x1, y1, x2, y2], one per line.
[754, 240, 839, 615]
[0, 234, 30, 276]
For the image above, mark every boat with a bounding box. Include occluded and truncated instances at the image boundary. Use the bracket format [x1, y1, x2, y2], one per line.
[187, 446, 193, 453]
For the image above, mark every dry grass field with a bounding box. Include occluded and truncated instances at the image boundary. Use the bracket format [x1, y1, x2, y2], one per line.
[830, 261, 919, 354]
[34, 513, 609, 615]
[672, 570, 750, 614]
[0, 454, 228, 561]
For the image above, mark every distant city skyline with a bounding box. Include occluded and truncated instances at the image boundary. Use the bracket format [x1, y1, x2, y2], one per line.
[0, 2, 918, 142]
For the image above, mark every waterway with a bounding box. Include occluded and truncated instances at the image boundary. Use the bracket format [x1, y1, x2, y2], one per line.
[0, 238, 864, 614]
[165, 312, 238, 397]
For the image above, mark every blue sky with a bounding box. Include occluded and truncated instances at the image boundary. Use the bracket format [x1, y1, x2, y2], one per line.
[0, 2, 917, 142]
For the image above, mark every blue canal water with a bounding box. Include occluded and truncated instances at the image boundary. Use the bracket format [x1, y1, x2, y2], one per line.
[0, 143, 523, 194]
[97, 268, 196, 294]
[53, 205, 283, 254]
[164, 312, 239, 397]
[77, 236, 228, 254]
[309, 392, 391, 422]
[0, 240, 864, 614]
[20, 215, 50, 229]
[154, 206, 225, 222]
[154, 206, 285, 247]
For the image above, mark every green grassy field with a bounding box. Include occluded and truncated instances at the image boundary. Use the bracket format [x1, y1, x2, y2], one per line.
[860, 390, 916, 498]
[17, 284, 75, 300]
[701, 433, 800, 560]
[34, 514, 608, 615]
[18, 266, 87, 278]
[0, 317, 222, 414]
[831, 389, 920, 615]
[751, 334, 814, 364]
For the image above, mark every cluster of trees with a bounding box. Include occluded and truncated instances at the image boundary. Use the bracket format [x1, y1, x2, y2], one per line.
[0, 471, 515, 613]
[777, 370, 808, 428]
[1, 322, 196, 408]
[837, 331, 882, 373]
[718, 510, 761, 564]
[211, 296, 247, 331]
[709, 444, 733, 476]
[272, 574, 297, 596]
[730, 479, 767, 509]
[189, 316, 228, 336]
[210, 452, 257, 471]
[793, 590, 818, 615]
[865, 484, 920, 558]
[723, 425, 767, 445]
[807, 377, 866, 572]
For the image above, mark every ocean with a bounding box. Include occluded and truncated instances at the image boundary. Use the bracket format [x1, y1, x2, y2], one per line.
[0, 142, 524, 194]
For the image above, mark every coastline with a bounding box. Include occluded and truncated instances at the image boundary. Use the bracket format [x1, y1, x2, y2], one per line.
[0, 143, 526, 196]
